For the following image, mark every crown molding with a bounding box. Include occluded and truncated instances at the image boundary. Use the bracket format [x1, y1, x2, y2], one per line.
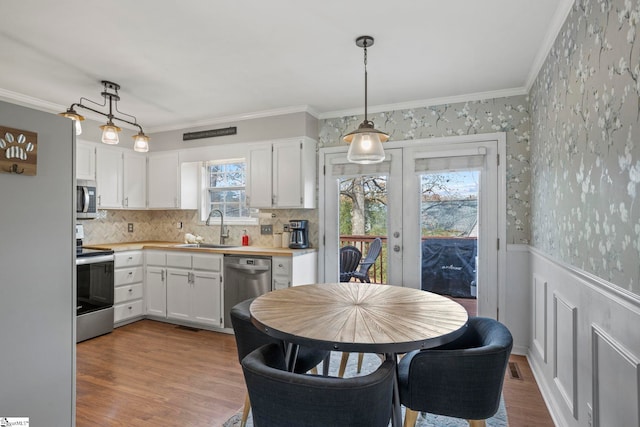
[0, 88, 63, 114]
[524, 0, 574, 91]
[317, 87, 528, 120]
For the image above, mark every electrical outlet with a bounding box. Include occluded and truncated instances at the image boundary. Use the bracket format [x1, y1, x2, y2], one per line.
[260, 224, 273, 235]
[127, 223, 134, 232]
[176, 222, 183, 229]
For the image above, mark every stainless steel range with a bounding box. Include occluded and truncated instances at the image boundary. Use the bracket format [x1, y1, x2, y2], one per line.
[76, 224, 114, 342]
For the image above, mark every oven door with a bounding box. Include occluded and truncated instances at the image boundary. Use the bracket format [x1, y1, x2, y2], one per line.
[77, 255, 114, 315]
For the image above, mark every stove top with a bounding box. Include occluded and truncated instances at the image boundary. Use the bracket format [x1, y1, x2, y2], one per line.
[76, 238, 114, 258]
[77, 247, 114, 258]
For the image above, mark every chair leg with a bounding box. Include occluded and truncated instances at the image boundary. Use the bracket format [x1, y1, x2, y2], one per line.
[241, 392, 251, 427]
[357, 352, 364, 373]
[403, 408, 419, 427]
[338, 352, 350, 377]
[467, 420, 486, 427]
[322, 353, 330, 376]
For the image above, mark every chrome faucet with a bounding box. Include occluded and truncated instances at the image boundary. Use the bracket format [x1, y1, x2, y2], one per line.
[205, 209, 229, 244]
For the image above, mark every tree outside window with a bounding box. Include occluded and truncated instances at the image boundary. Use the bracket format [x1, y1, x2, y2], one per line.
[203, 160, 256, 221]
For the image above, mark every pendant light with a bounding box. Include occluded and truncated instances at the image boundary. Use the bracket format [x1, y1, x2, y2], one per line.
[344, 36, 389, 164]
[59, 80, 150, 152]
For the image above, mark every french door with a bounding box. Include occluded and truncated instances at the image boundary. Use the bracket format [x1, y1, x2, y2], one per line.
[320, 134, 505, 319]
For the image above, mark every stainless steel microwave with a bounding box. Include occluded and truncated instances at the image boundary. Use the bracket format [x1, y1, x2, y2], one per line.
[76, 179, 97, 219]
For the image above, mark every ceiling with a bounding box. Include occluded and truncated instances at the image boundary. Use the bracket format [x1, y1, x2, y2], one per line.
[0, 0, 572, 133]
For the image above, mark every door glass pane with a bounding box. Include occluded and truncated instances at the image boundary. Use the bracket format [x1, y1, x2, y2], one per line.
[338, 175, 388, 284]
[420, 171, 479, 301]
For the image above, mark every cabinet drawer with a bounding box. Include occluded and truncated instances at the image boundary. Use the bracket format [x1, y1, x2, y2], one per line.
[146, 251, 166, 266]
[273, 257, 291, 277]
[115, 266, 144, 286]
[115, 251, 143, 267]
[114, 299, 144, 322]
[114, 283, 143, 304]
[167, 252, 192, 268]
[192, 254, 222, 271]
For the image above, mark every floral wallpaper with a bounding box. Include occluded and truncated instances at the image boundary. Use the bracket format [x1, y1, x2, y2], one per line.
[319, 95, 532, 244]
[530, 0, 640, 291]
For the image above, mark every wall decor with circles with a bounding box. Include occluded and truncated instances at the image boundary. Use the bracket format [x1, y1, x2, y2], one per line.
[0, 126, 38, 175]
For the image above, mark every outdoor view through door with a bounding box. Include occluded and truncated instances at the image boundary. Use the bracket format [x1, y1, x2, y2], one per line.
[339, 175, 388, 284]
[338, 170, 480, 302]
[420, 171, 479, 304]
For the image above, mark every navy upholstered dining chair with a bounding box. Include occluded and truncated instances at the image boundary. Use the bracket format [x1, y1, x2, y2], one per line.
[397, 317, 513, 427]
[230, 298, 330, 427]
[339, 245, 362, 282]
[242, 342, 395, 427]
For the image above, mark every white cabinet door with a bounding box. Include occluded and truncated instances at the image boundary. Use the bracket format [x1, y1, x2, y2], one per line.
[96, 146, 123, 208]
[166, 268, 191, 321]
[272, 140, 302, 208]
[76, 141, 96, 181]
[247, 145, 272, 208]
[192, 271, 221, 327]
[123, 152, 147, 209]
[247, 138, 316, 209]
[145, 266, 166, 317]
[148, 152, 179, 208]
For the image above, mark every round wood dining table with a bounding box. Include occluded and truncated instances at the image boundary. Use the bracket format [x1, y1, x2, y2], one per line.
[250, 282, 469, 427]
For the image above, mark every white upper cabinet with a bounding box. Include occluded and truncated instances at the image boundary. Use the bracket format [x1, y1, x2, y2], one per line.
[96, 145, 147, 209]
[96, 145, 123, 209]
[148, 152, 180, 208]
[76, 140, 96, 181]
[123, 152, 147, 209]
[147, 151, 197, 209]
[247, 145, 273, 208]
[247, 137, 316, 209]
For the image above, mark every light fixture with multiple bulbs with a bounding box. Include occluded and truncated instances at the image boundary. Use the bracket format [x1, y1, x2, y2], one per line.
[344, 35, 389, 164]
[59, 80, 150, 152]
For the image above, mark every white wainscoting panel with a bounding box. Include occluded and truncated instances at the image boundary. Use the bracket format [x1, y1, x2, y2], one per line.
[553, 292, 578, 418]
[533, 275, 548, 362]
[592, 325, 640, 427]
[528, 247, 640, 427]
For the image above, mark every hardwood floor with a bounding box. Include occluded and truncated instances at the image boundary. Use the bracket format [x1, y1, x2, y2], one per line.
[76, 321, 245, 426]
[76, 319, 554, 426]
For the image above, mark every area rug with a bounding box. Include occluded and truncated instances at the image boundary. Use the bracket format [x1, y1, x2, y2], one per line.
[222, 351, 508, 427]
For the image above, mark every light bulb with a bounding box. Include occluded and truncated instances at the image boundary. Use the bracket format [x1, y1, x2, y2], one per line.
[100, 123, 121, 145]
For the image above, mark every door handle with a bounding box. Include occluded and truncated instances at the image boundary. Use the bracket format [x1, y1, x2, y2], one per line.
[226, 264, 270, 272]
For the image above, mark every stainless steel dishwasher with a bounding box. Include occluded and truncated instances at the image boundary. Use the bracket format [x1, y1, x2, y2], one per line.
[223, 255, 272, 327]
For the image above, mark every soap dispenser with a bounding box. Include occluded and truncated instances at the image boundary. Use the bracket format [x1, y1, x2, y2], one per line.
[241, 229, 249, 246]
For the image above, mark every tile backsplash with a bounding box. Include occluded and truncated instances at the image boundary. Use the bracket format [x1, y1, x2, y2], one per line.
[80, 208, 319, 248]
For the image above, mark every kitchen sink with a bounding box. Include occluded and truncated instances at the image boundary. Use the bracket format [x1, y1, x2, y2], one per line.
[175, 243, 238, 249]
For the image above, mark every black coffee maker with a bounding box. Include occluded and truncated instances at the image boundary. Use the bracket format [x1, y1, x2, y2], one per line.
[288, 220, 309, 249]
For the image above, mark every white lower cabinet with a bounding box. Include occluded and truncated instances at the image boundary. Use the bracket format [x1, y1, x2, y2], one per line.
[146, 251, 222, 328]
[114, 251, 145, 325]
[273, 253, 317, 289]
[145, 265, 167, 317]
[272, 256, 291, 290]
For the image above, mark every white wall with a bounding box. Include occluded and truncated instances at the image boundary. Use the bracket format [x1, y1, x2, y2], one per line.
[528, 248, 640, 427]
[0, 101, 75, 425]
